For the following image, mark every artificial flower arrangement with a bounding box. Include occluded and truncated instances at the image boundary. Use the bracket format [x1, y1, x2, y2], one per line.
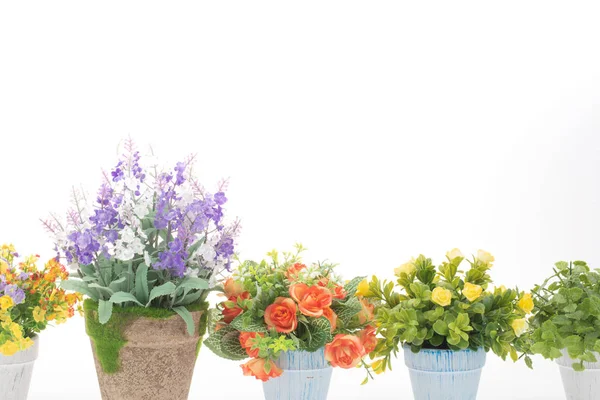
[0, 244, 81, 356]
[205, 244, 377, 384]
[359, 249, 533, 398]
[43, 140, 240, 399]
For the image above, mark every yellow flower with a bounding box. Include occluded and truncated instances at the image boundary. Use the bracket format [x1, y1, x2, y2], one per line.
[0, 340, 19, 356]
[33, 306, 46, 323]
[394, 261, 416, 277]
[9, 323, 23, 339]
[356, 279, 371, 297]
[0, 295, 13, 311]
[463, 282, 483, 302]
[431, 287, 452, 307]
[518, 293, 534, 314]
[512, 318, 529, 337]
[476, 250, 495, 265]
[371, 358, 385, 375]
[446, 248, 464, 260]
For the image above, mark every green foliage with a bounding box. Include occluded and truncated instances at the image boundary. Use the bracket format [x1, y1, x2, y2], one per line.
[529, 261, 600, 370]
[363, 250, 530, 377]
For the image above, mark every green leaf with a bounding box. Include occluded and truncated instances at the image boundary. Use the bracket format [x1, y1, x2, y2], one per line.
[98, 300, 113, 324]
[109, 291, 144, 306]
[135, 263, 149, 304]
[173, 306, 196, 336]
[205, 326, 247, 361]
[301, 317, 333, 352]
[175, 290, 204, 306]
[88, 283, 115, 296]
[220, 331, 248, 360]
[61, 279, 100, 300]
[344, 276, 366, 297]
[177, 277, 209, 291]
[230, 315, 268, 333]
[147, 282, 177, 306]
[433, 320, 449, 336]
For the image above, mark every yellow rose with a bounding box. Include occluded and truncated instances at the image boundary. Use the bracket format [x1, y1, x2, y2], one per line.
[9, 323, 23, 339]
[446, 248, 464, 260]
[394, 261, 416, 277]
[356, 279, 371, 297]
[33, 306, 46, 323]
[476, 250, 495, 265]
[518, 293, 534, 314]
[431, 287, 452, 307]
[463, 282, 483, 302]
[0, 340, 19, 356]
[512, 318, 529, 337]
[0, 295, 13, 310]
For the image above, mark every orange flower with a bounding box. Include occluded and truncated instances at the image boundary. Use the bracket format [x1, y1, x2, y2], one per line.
[264, 297, 298, 333]
[239, 332, 264, 358]
[324, 334, 365, 369]
[332, 284, 346, 300]
[241, 358, 283, 382]
[285, 263, 306, 280]
[322, 307, 337, 332]
[289, 283, 333, 318]
[223, 277, 245, 298]
[357, 325, 378, 354]
[222, 292, 250, 324]
[357, 297, 375, 325]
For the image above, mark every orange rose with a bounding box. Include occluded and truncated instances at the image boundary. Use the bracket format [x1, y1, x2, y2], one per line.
[222, 292, 250, 324]
[264, 297, 298, 333]
[358, 325, 377, 354]
[332, 284, 347, 300]
[322, 307, 337, 332]
[239, 332, 264, 358]
[325, 334, 365, 369]
[285, 263, 306, 280]
[289, 283, 333, 318]
[224, 277, 246, 298]
[357, 297, 374, 325]
[241, 358, 283, 382]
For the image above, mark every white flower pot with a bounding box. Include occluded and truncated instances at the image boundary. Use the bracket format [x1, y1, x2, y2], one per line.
[556, 350, 600, 400]
[262, 348, 332, 400]
[0, 336, 39, 400]
[404, 344, 486, 400]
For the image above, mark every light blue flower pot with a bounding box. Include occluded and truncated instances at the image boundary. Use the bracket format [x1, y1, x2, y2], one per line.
[262, 348, 332, 400]
[404, 344, 486, 400]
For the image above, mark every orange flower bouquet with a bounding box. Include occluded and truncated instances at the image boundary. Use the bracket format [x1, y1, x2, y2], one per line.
[205, 244, 376, 396]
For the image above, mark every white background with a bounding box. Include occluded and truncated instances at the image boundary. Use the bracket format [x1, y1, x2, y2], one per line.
[1, 1, 600, 399]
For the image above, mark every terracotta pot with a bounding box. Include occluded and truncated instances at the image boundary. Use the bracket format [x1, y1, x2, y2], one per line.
[0, 335, 39, 400]
[85, 309, 204, 400]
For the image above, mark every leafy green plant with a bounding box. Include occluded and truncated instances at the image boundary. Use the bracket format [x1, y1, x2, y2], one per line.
[529, 260, 600, 371]
[362, 249, 532, 377]
[205, 244, 377, 381]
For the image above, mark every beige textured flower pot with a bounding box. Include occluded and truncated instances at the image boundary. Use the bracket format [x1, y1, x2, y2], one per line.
[84, 305, 205, 400]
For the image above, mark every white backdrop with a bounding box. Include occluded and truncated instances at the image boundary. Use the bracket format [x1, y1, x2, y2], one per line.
[1, 1, 600, 399]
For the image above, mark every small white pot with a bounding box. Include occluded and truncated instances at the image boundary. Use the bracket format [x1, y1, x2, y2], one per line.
[0, 335, 39, 400]
[404, 344, 486, 400]
[262, 348, 332, 400]
[556, 350, 600, 400]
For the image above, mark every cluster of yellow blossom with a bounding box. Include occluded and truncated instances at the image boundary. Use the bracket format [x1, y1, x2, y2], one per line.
[0, 244, 81, 356]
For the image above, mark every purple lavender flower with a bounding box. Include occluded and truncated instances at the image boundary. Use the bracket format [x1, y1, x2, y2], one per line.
[111, 160, 125, 182]
[153, 238, 186, 277]
[214, 192, 227, 206]
[17, 272, 29, 280]
[67, 230, 100, 265]
[174, 162, 186, 186]
[131, 151, 146, 182]
[4, 284, 26, 305]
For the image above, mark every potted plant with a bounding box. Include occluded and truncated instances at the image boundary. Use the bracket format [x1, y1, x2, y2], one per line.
[361, 249, 532, 400]
[43, 140, 240, 400]
[0, 244, 81, 400]
[205, 244, 377, 400]
[529, 260, 600, 400]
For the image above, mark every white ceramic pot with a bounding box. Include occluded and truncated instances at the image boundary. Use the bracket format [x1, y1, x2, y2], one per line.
[404, 344, 486, 400]
[0, 336, 39, 400]
[262, 348, 332, 400]
[556, 350, 600, 400]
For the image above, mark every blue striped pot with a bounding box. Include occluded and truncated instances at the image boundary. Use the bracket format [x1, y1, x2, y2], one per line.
[404, 344, 486, 400]
[262, 348, 332, 400]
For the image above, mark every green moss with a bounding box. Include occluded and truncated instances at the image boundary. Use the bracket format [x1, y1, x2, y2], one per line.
[196, 311, 209, 358]
[84, 299, 208, 374]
